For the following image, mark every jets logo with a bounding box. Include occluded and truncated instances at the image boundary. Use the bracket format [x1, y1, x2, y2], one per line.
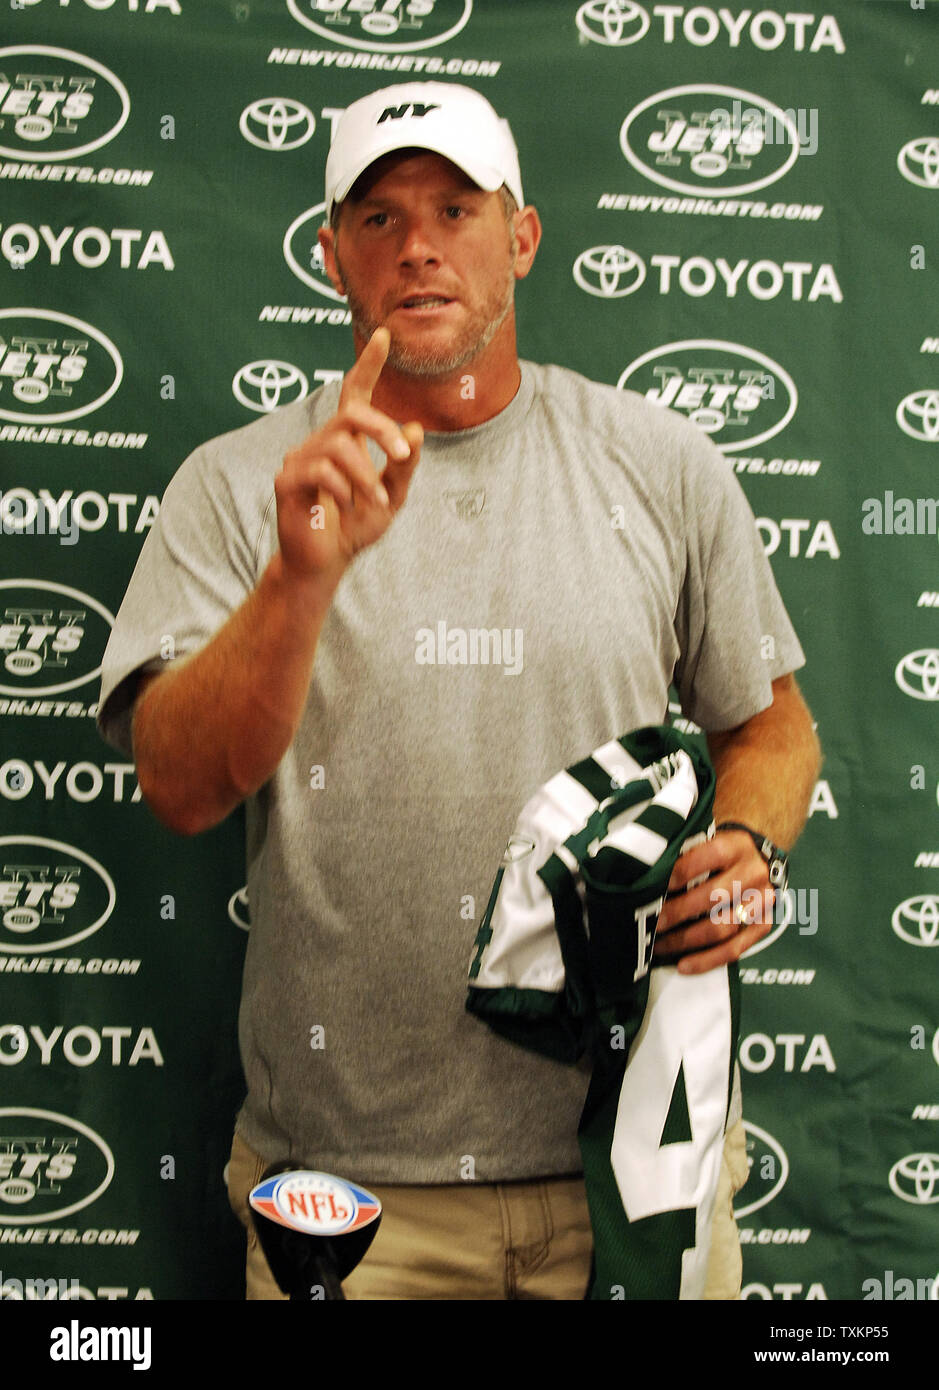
[444, 489, 485, 520]
[0, 1109, 114, 1223]
[620, 85, 800, 196]
[735, 1121, 789, 1218]
[286, 0, 472, 51]
[617, 340, 796, 453]
[0, 836, 116, 953]
[284, 204, 347, 303]
[0, 580, 114, 696]
[0, 46, 129, 161]
[0, 311, 123, 425]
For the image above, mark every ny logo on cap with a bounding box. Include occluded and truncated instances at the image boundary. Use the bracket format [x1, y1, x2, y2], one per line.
[377, 103, 441, 124]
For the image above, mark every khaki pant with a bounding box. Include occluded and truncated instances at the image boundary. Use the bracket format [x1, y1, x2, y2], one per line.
[227, 1120, 748, 1301]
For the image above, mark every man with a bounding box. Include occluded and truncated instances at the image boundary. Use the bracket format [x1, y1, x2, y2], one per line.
[97, 82, 820, 1300]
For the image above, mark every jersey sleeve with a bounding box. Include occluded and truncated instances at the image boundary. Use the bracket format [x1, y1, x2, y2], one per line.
[96, 439, 264, 758]
[672, 421, 806, 732]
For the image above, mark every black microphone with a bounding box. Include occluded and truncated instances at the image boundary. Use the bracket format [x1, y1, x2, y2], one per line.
[249, 1163, 382, 1301]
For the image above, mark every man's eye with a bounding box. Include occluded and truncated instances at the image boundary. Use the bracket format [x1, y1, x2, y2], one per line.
[365, 212, 389, 227]
[444, 206, 466, 219]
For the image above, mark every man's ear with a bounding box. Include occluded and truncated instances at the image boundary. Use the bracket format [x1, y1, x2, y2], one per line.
[511, 205, 542, 281]
[318, 225, 346, 296]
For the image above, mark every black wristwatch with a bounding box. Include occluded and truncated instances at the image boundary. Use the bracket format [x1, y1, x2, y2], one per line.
[716, 822, 789, 894]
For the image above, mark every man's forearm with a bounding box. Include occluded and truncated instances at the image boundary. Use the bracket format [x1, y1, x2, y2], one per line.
[133, 553, 339, 835]
[708, 676, 822, 848]
[656, 676, 821, 971]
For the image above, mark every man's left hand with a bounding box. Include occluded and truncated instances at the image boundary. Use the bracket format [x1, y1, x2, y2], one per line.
[653, 828, 773, 975]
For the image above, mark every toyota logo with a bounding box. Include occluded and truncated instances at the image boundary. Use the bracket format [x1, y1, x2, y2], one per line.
[891, 896, 939, 947]
[896, 390, 939, 442]
[232, 360, 309, 413]
[573, 245, 646, 297]
[239, 98, 316, 151]
[575, 0, 650, 46]
[888, 1153, 939, 1204]
[897, 137, 939, 190]
[895, 649, 939, 701]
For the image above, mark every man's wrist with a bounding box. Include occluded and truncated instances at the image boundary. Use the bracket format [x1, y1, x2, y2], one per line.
[716, 821, 789, 891]
[265, 551, 345, 612]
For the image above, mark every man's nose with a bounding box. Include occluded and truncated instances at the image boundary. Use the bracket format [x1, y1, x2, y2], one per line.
[398, 217, 441, 267]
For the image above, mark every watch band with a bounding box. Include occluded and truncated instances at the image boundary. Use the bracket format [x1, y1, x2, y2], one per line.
[716, 821, 789, 890]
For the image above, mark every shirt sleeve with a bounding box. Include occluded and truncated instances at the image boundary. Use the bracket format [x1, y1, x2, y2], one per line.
[672, 420, 806, 732]
[96, 438, 265, 758]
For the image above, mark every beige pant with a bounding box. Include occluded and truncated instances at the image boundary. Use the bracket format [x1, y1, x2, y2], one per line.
[227, 1120, 748, 1301]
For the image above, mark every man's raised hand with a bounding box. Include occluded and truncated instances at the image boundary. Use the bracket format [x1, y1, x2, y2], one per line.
[274, 327, 422, 586]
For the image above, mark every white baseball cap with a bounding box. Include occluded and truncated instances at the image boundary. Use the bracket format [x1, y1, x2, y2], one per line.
[324, 82, 524, 219]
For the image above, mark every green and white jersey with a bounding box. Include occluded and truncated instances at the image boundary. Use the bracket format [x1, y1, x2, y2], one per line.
[467, 725, 740, 1300]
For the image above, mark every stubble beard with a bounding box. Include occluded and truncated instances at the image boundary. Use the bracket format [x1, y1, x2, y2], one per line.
[334, 233, 518, 379]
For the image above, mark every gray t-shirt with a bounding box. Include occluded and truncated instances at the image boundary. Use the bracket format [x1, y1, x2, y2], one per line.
[98, 360, 804, 1183]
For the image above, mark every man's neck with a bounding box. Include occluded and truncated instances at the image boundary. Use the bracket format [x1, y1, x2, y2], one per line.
[358, 326, 522, 431]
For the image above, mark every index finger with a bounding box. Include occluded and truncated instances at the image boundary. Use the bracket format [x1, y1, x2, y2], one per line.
[339, 326, 391, 409]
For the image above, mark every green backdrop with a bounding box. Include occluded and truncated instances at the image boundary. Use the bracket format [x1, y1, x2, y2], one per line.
[0, 0, 936, 1302]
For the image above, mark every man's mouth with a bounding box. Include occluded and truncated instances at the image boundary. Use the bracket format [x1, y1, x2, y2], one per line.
[398, 295, 454, 309]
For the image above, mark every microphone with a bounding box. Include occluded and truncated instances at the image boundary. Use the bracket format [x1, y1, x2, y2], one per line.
[249, 1163, 382, 1301]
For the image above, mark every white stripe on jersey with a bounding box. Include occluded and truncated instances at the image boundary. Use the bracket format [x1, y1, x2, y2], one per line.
[651, 753, 700, 819]
[591, 740, 644, 784]
[592, 820, 669, 866]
